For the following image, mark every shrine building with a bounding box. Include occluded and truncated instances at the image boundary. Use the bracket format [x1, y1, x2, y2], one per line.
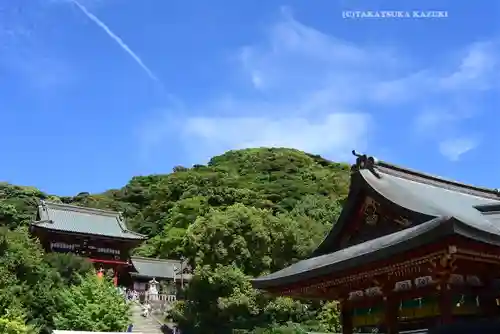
[130, 256, 192, 293]
[252, 151, 500, 333]
[30, 200, 189, 288]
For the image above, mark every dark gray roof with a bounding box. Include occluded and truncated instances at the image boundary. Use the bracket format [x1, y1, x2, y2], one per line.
[313, 152, 500, 256]
[252, 152, 500, 290]
[130, 257, 192, 280]
[360, 168, 500, 223]
[252, 214, 500, 289]
[370, 165, 500, 210]
[31, 201, 147, 240]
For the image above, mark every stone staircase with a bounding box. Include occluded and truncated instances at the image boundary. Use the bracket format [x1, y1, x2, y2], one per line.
[130, 302, 164, 333]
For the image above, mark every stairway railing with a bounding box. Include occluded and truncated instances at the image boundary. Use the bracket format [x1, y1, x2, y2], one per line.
[144, 294, 177, 302]
[136, 293, 177, 303]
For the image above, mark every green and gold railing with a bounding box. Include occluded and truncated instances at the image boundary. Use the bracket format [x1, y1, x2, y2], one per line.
[352, 304, 384, 327]
[352, 294, 480, 327]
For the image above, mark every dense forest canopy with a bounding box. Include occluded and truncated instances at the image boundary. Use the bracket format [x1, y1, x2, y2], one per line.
[0, 147, 352, 334]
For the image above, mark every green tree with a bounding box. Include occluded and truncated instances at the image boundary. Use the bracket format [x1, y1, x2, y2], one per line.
[0, 203, 21, 229]
[0, 227, 64, 333]
[170, 265, 259, 334]
[251, 323, 308, 334]
[290, 194, 343, 226]
[0, 147, 351, 334]
[261, 297, 316, 325]
[54, 273, 130, 332]
[315, 301, 341, 333]
[0, 317, 35, 334]
[170, 265, 324, 334]
[44, 253, 94, 285]
[184, 204, 303, 276]
[0, 183, 47, 229]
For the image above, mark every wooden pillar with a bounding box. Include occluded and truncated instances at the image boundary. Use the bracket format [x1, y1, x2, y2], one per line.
[434, 247, 457, 325]
[340, 302, 353, 334]
[438, 283, 452, 324]
[385, 296, 399, 334]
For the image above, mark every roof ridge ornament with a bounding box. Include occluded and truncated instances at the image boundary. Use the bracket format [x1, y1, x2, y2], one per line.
[351, 150, 381, 178]
[40, 200, 48, 212]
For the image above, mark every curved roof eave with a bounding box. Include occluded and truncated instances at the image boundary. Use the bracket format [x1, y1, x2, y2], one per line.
[252, 214, 500, 290]
[252, 216, 453, 290]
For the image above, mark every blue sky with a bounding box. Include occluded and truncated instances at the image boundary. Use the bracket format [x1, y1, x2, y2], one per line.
[0, 0, 499, 195]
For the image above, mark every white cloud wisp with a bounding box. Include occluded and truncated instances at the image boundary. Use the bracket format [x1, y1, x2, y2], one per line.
[139, 8, 499, 163]
[69, 0, 159, 82]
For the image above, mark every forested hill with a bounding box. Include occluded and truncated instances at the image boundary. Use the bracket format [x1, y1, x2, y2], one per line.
[1, 148, 351, 259]
[0, 147, 351, 333]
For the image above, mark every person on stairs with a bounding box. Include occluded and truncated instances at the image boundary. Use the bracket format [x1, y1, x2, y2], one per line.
[142, 302, 152, 318]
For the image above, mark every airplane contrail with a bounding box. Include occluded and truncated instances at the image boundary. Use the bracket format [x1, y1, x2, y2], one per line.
[69, 0, 159, 81]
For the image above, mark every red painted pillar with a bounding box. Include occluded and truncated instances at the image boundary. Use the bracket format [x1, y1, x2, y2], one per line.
[113, 267, 119, 286]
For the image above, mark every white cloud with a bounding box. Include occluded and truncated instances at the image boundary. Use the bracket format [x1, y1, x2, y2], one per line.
[181, 113, 370, 162]
[409, 42, 499, 159]
[413, 105, 476, 137]
[139, 7, 498, 163]
[439, 137, 479, 162]
[236, 10, 405, 105]
[440, 41, 499, 91]
[141, 10, 385, 162]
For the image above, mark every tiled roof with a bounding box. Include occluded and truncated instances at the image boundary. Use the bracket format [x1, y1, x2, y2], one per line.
[31, 201, 147, 240]
[252, 152, 500, 290]
[313, 151, 500, 256]
[130, 256, 192, 280]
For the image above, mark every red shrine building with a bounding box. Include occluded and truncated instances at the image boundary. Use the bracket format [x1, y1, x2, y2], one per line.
[30, 200, 188, 289]
[252, 151, 500, 333]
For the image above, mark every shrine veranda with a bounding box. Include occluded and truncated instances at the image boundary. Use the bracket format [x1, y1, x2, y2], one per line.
[252, 151, 500, 333]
